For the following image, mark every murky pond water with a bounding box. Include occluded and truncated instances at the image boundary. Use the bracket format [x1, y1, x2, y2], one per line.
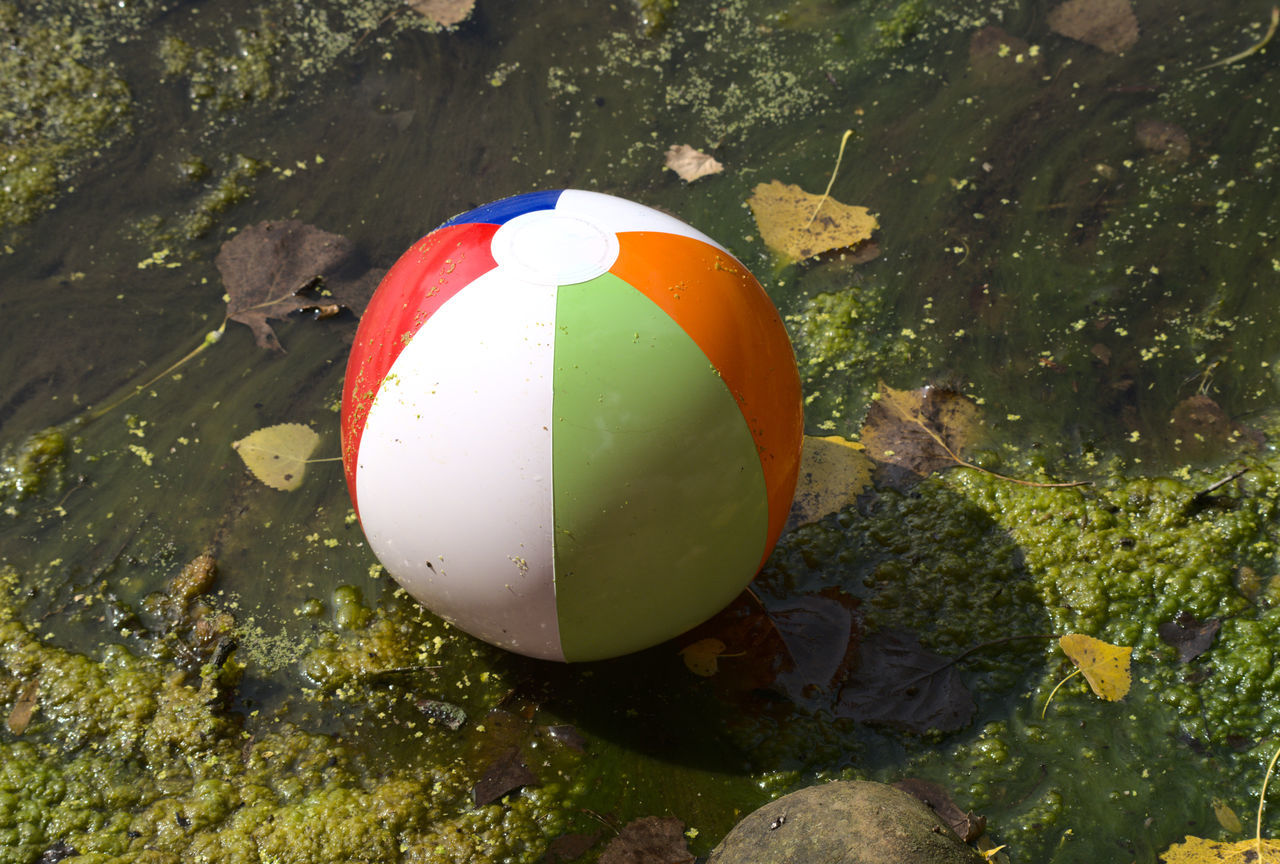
[2, 0, 1279, 861]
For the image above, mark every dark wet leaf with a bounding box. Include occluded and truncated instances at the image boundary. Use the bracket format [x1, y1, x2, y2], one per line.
[859, 384, 981, 490]
[770, 588, 862, 711]
[217, 220, 381, 352]
[415, 698, 467, 730]
[598, 816, 694, 864]
[1048, 0, 1139, 54]
[539, 724, 586, 751]
[6, 678, 38, 735]
[472, 746, 539, 806]
[1170, 394, 1263, 459]
[893, 778, 987, 843]
[1157, 614, 1221, 663]
[836, 630, 976, 734]
[1135, 119, 1191, 164]
[544, 831, 601, 862]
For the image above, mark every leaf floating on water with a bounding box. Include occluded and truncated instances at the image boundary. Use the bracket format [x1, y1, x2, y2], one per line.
[1212, 798, 1245, 834]
[893, 778, 987, 843]
[664, 144, 723, 182]
[414, 698, 467, 731]
[1048, 0, 1138, 54]
[680, 637, 731, 676]
[1159, 836, 1280, 863]
[1157, 613, 1221, 663]
[407, 0, 476, 27]
[1059, 633, 1132, 701]
[747, 180, 877, 262]
[471, 745, 539, 807]
[859, 384, 981, 490]
[217, 220, 381, 352]
[598, 816, 694, 864]
[231, 423, 321, 491]
[836, 629, 976, 734]
[770, 588, 861, 711]
[6, 679, 38, 735]
[787, 434, 875, 528]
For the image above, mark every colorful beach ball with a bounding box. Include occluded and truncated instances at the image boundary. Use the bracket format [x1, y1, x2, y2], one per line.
[340, 189, 802, 662]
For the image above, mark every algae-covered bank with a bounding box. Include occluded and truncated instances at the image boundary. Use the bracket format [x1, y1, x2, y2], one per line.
[3, 0, 1280, 862]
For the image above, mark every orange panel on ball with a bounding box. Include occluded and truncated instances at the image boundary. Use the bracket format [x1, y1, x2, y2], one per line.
[609, 231, 804, 563]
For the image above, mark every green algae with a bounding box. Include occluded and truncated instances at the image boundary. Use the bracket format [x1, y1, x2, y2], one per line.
[0, 427, 67, 510]
[0, 3, 131, 232]
[0, 574, 577, 864]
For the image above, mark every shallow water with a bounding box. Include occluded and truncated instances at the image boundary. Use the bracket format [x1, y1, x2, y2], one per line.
[2, 0, 1280, 861]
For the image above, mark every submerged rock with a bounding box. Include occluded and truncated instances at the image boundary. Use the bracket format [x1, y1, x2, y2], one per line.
[708, 780, 984, 864]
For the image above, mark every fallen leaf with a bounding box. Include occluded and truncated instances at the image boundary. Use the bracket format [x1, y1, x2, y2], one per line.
[680, 637, 731, 676]
[770, 588, 862, 711]
[1157, 613, 1221, 663]
[836, 629, 976, 734]
[407, 0, 475, 26]
[545, 832, 601, 862]
[1171, 395, 1263, 458]
[217, 220, 380, 352]
[893, 778, 987, 843]
[1159, 835, 1280, 863]
[747, 180, 877, 262]
[1059, 633, 1132, 701]
[1048, 0, 1139, 54]
[859, 384, 981, 490]
[1212, 798, 1244, 834]
[1135, 119, 1191, 164]
[472, 746, 539, 806]
[786, 434, 875, 528]
[598, 816, 694, 864]
[665, 144, 723, 182]
[6, 679, 39, 735]
[415, 698, 467, 730]
[231, 423, 321, 491]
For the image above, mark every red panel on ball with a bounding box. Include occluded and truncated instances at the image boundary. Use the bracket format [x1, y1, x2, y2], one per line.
[341, 222, 500, 514]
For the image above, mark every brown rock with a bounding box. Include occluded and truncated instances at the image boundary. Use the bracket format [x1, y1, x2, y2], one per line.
[708, 781, 984, 864]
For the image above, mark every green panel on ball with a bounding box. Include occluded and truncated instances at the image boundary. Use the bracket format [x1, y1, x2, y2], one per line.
[551, 272, 768, 662]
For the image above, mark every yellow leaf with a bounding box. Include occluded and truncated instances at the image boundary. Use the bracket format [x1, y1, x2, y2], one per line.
[1159, 835, 1280, 864]
[747, 180, 877, 262]
[788, 434, 874, 527]
[680, 638, 729, 677]
[232, 423, 320, 491]
[1058, 633, 1132, 701]
[1213, 798, 1245, 834]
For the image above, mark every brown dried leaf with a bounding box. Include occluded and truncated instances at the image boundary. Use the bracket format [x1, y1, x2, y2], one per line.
[664, 144, 723, 182]
[217, 220, 380, 352]
[598, 816, 694, 864]
[747, 180, 877, 262]
[6, 678, 38, 735]
[893, 778, 987, 843]
[1136, 119, 1191, 163]
[472, 746, 539, 806]
[859, 384, 981, 490]
[1048, 0, 1139, 54]
[407, 0, 475, 26]
[1157, 613, 1221, 663]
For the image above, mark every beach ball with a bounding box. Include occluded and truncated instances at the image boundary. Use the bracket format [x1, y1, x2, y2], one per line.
[340, 189, 802, 662]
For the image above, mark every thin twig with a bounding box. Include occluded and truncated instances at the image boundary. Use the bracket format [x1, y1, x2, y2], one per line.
[1200, 6, 1279, 70]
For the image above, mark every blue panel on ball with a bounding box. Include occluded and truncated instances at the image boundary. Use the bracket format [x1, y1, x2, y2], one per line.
[439, 189, 564, 228]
